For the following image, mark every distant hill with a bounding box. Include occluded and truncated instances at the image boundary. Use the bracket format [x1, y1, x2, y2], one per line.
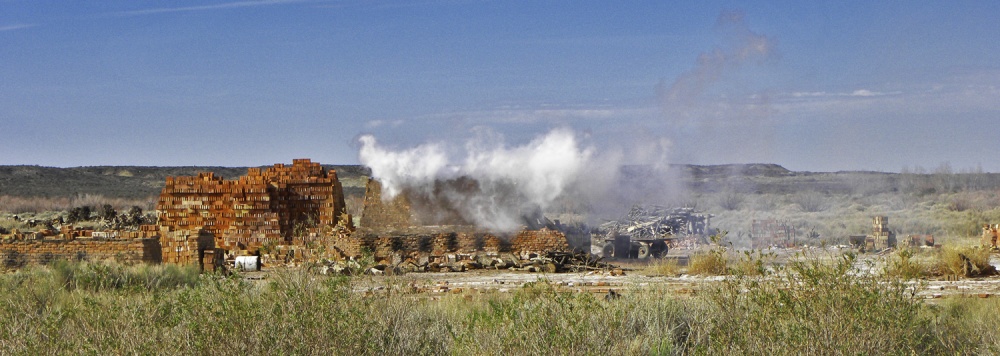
[680, 163, 794, 178]
[3, 163, 997, 203]
[0, 165, 371, 200]
[3, 163, 800, 199]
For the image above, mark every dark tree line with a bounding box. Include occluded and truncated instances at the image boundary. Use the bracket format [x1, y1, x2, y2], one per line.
[65, 204, 155, 230]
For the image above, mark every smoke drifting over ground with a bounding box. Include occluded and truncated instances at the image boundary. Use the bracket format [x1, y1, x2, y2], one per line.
[359, 128, 596, 232]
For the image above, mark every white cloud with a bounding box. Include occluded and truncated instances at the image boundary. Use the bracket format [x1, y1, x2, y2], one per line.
[791, 91, 828, 97]
[365, 119, 404, 129]
[850, 89, 877, 97]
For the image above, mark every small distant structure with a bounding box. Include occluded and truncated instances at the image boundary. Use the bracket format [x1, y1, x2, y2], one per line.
[750, 219, 796, 247]
[848, 235, 867, 250]
[983, 224, 999, 250]
[866, 216, 896, 251]
[906, 234, 935, 248]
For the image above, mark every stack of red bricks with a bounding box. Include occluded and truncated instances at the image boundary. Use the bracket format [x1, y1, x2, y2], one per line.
[511, 228, 569, 256]
[159, 231, 203, 265]
[156, 159, 348, 257]
[867, 216, 895, 249]
[0, 238, 160, 266]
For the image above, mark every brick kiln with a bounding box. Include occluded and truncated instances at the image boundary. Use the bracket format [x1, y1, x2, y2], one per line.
[356, 179, 570, 262]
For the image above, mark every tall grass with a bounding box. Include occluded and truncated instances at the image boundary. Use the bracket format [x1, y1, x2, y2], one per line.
[0, 260, 997, 354]
[48, 260, 201, 292]
[687, 250, 727, 275]
[640, 257, 682, 276]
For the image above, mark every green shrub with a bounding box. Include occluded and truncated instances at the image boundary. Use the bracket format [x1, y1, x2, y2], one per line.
[688, 230, 730, 276]
[885, 248, 931, 279]
[689, 253, 943, 354]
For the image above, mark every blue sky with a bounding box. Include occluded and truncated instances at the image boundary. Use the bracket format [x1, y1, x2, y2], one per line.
[2, 1, 999, 172]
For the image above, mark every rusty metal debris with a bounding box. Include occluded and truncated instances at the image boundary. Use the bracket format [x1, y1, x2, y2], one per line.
[591, 205, 712, 259]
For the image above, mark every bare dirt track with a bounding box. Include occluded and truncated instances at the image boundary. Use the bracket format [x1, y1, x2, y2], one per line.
[259, 250, 1000, 301]
[351, 269, 1000, 300]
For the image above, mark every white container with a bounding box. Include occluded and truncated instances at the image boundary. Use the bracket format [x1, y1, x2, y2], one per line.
[235, 256, 260, 271]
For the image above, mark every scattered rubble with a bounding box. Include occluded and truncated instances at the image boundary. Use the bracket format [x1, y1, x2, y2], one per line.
[315, 250, 617, 276]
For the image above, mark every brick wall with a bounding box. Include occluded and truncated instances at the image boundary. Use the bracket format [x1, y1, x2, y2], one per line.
[0, 238, 161, 268]
[511, 228, 569, 257]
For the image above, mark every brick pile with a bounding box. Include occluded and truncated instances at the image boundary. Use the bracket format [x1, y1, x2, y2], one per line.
[751, 219, 797, 246]
[0, 238, 160, 268]
[328, 231, 514, 261]
[159, 229, 214, 265]
[867, 216, 896, 250]
[482, 235, 503, 253]
[156, 159, 347, 256]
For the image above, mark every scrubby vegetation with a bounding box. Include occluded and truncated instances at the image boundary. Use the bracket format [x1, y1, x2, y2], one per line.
[1, 258, 999, 354]
[688, 169, 1000, 246]
[2, 164, 1000, 353]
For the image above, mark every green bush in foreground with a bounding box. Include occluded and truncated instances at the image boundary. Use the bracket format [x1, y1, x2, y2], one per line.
[0, 259, 998, 355]
[694, 253, 937, 354]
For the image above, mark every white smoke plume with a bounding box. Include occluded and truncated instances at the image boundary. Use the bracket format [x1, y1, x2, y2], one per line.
[358, 128, 594, 232]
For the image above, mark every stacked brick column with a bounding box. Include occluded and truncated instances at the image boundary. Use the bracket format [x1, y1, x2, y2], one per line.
[867, 216, 896, 250]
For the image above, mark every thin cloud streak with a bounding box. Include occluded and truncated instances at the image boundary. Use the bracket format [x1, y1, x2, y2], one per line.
[0, 24, 38, 32]
[789, 89, 901, 98]
[414, 106, 653, 125]
[114, 0, 316, 16]
[776, 81, 1000, 118]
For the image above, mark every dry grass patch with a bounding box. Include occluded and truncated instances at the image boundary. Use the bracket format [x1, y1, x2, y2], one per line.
[932, 245, 996, 277]
[640, 257, 682, 277]
[688, 249, 727, 275]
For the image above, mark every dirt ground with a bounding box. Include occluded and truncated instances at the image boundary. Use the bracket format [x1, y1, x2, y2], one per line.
[252, 248, 1000, 301]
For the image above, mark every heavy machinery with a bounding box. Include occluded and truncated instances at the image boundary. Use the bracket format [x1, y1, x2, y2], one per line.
[591, 205, 712, 259]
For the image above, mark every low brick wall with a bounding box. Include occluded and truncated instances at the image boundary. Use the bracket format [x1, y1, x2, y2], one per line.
[321, 228, 563, 261]
[0, 238, 161, 268]
[312, 230, 512, 261]
[511, 228, 569, 257]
